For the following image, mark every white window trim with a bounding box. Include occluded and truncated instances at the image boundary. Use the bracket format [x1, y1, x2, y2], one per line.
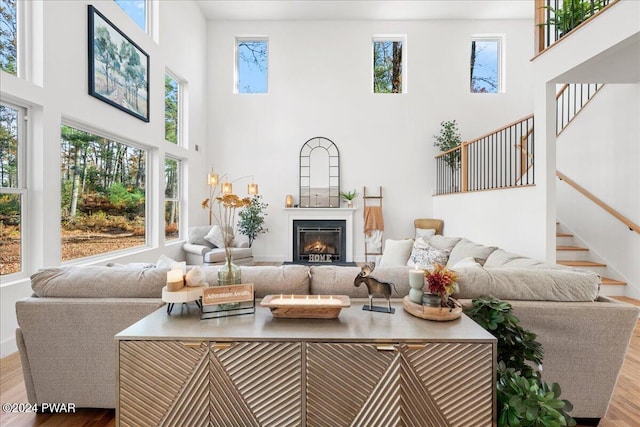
[0, 101, 28, 280]
[372, 35, 407, 94]
[234, 36, 269, 94]
[470, 34, 505, 94]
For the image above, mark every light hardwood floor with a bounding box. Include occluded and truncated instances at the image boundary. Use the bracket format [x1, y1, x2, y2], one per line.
[1, 298, 638, 427]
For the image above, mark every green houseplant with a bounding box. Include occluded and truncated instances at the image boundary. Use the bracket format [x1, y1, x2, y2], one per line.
[237, 195, 268, 247]
[339, 190, 359, 207]
[542, 0, 604, 36]
[466, 296, 576, 427]
[433, 120, 463, 192]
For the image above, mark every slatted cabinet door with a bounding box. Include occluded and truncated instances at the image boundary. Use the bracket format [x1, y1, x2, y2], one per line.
[305, 342, 494, 427]
[118, 340, 210, 427]
[210, 341, 303, 427]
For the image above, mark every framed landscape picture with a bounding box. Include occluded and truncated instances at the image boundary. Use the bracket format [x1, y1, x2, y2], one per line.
[88, 5, 149, 122]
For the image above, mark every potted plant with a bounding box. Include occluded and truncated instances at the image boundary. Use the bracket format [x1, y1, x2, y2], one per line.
[542, 0, 604, 37]
[339, 189, 359, 208]
[237, 195, 268, 247]
[465, 296, 576, 426]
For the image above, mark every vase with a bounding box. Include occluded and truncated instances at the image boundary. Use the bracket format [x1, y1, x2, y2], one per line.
[347, 200, 353, 208]
[217, 256, 241, 309]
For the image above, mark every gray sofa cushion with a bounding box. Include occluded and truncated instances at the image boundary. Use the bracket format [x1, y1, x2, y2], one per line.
[202, 265, 310, 297]
[428, 235, 462, 252]
[310, 266, 411, 298]
[483, 249, 527, 267]
[204, 247, 253, 263]
[448, 238, 497, 267]
[453, 267, 600, 301]
[31, 267, 167, 298]
[188, 226, 215, 248]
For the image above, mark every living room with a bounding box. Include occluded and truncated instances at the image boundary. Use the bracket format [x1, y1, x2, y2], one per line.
[1, 0, 639, 425]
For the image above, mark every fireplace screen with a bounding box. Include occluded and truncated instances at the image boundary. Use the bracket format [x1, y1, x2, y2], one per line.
[293, 220, 346, 263]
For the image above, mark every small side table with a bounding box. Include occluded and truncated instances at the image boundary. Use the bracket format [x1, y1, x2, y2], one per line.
[162, 286, 204, 315]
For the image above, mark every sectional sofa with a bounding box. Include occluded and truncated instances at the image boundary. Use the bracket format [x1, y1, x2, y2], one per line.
[15, 237, 639, 422]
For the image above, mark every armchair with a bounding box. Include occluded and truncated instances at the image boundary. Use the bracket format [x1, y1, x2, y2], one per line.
[183, 225, 253, 266]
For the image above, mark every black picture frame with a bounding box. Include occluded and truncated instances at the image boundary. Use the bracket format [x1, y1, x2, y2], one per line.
[88, 5, 149, 122]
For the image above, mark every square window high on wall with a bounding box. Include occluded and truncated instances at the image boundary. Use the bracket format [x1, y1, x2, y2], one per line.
[114, 0, 148, 32]
[470, 36, 503, 94]
[373, 36, 406, 94]
[236, 38, 268, 94]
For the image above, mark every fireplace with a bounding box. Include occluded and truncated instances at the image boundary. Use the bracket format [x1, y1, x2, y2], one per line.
[293, 220, 347, 263]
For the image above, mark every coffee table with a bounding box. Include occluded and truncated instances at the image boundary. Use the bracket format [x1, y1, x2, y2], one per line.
[116, 299, 496, 427]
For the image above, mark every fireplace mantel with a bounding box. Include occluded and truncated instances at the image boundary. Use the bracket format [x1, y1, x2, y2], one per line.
[284, 208, 355, 262]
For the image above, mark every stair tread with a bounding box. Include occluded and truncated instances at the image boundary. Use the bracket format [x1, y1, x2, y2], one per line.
[556, 245, 588, 251]
[601, 277, 627, 286]
[612, 296, 639, 306]
[556, 233, 573, 237]
[557, 260, 607, 267]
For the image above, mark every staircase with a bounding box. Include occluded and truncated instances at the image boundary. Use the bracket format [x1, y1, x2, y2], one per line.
[556, 221, 627, 296]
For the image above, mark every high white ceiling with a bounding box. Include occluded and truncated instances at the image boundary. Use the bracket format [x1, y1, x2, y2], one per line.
[196, 0, 534, 21]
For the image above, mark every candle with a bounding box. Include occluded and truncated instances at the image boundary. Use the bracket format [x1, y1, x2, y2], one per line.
[285, 194, 294, 208]
[166, 269, 184, 292]
[409, 267, 424, 289]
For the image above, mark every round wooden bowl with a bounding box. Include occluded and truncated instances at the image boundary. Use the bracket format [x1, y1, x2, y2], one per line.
[402, 296, 462, 321]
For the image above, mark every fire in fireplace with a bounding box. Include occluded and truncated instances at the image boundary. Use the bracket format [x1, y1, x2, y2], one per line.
[293, 220, 346, 263]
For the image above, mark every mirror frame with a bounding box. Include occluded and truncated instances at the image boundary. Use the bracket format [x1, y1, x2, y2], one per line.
[299, 137, 340, 208]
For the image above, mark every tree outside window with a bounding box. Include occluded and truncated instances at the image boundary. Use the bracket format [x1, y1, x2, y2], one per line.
[164, 157, 179, 240]
[373, 39, 403, 94]
[165, 73, 179, 144]
[470, 38, 501, 93]
[0, 0, 17, 75]
[236, 39, 268, 94]
[60, 124, 146, 261]
[0, 103, 23, 275]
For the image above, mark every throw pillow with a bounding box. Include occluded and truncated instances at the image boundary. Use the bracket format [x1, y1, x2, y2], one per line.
[452, 256, 481, 269]
[204, 225, 224, 248]
[156, 254, 177, 269]
[447, 238, 498, 267]
[379, 239, 414, 267]
[428, 235, 462, 251]
[186, 266, 207, 287]
[407, 237, 450, 269]
[415, 228, 436, 240]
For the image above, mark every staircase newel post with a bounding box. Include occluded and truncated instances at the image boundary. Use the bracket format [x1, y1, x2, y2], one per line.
[461, 142, 468, 192]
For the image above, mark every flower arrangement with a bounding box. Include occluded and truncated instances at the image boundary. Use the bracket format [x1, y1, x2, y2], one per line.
[424, 263, 458, 308]
[215, 194, 251, 262]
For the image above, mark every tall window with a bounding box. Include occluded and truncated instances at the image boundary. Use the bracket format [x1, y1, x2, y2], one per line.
[0, 0, 18, 75]
[114, 0, 147, 32]
[164, 157, 180, 241]
[373, 38, 404, 94]
[470, 37, 502, 93]
[236, 38, 268, 94]
[60, 124, 146, 261]
[0, 102, 25, 275]
[165, 72, 179, 144]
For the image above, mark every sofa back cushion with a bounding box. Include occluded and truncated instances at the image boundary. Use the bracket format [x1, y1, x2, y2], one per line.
[187, 226, 215, 248]
[203, 265, 310, 298]
[448, 238, 497, 267]
[310, 266, 410, 298]
[31, 266, 168, 298]
[453, 267, 600, 301]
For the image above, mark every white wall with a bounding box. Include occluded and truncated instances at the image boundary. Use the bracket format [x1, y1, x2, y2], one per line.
[557, 84, 640, 298]
[0, 0, 208, 357]
[207, 19, 534, 262]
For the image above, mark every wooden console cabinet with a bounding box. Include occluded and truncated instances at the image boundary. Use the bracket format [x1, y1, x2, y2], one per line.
[116, 301, 496, 427]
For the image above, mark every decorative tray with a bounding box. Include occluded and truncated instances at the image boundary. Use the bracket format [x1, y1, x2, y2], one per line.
[260, 294, 351, 319]
[402, 296, 462, 321]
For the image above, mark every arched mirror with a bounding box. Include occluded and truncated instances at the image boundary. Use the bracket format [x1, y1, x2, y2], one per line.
[299, 137, 340, 208]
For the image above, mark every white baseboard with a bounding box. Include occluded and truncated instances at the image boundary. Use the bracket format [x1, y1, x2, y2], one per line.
[1, 336, 17, 359]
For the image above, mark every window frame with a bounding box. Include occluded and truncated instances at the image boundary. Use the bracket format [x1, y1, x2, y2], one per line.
[234, 36, 269, 94]
[0, 101, 27, 278]
[163, 155, 181, 242]
[372, 35, 407, 94]
[469, 35, 505, 94]
[59, 120, 151, 264]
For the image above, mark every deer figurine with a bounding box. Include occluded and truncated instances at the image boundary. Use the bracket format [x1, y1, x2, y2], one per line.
[354, 263, 397, 313]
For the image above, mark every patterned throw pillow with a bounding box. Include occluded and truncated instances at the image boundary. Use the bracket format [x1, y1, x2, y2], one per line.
[407, 237, 450, 269]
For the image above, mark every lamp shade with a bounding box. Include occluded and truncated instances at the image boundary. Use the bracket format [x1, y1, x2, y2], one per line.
[248, 183, 258, 195]
[208, 173, 219, 186]
[222, 182, 233, 194]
